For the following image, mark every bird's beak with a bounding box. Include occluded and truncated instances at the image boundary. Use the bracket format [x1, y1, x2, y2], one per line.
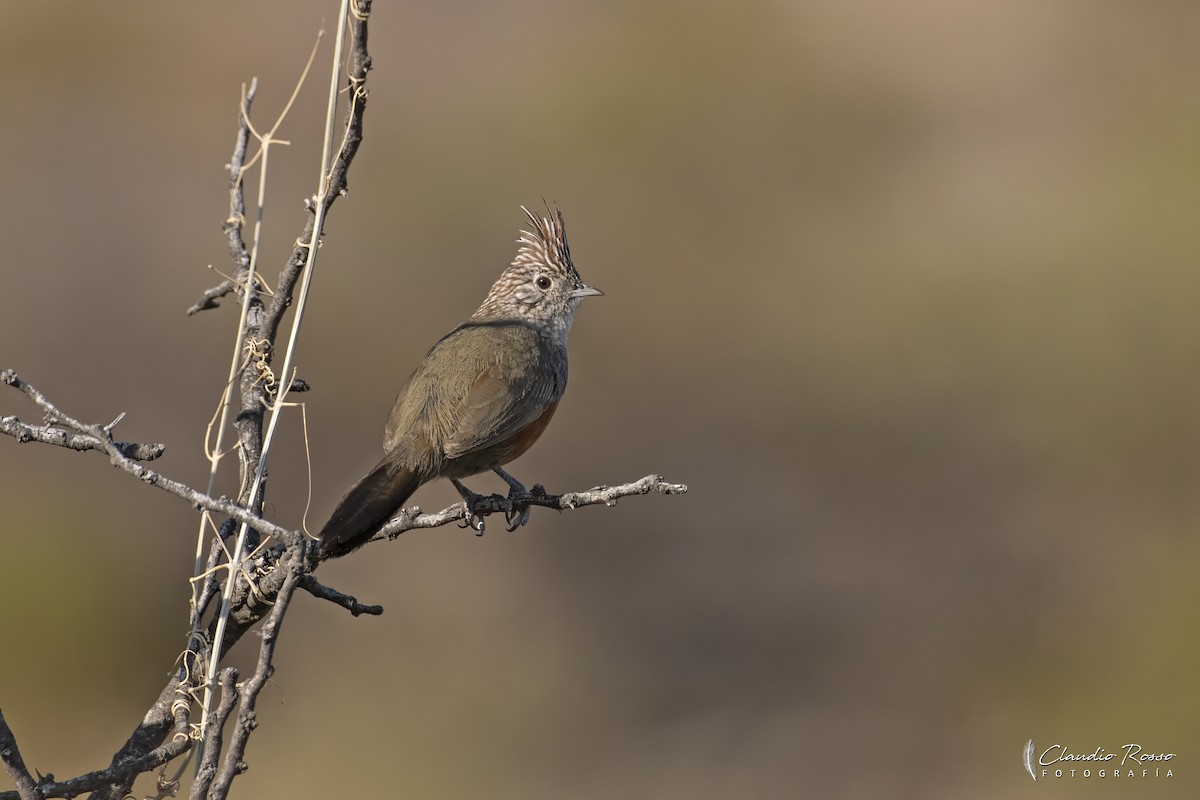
[571, 283, 604, 299]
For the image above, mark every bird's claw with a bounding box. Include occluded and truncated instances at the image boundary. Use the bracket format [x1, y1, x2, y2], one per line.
[462, 506, 486, 535]
[452, 480, 488, 535]
[455, 472, 542, 535]
[503, 491, 531, 532]
[494, 468, 535, 532]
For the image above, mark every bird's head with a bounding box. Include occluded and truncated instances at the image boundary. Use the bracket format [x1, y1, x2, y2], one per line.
[474, 204, 602, 340]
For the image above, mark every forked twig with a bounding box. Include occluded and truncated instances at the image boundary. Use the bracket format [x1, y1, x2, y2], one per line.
[0, 371, 299, 546]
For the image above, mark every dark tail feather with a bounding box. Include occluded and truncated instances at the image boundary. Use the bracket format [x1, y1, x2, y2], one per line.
[317, 459, 421, 559]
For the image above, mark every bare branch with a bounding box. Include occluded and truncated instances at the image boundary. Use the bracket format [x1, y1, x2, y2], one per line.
[0, 709, 39, 800]
[0, 682, 193, 800]
[261, 0, 371, 346]
[0, 414, 164, 461]
[1, 12, 379, 794]
[373, 474, 689, 543]
[189, 668, 239, 800]
[299, 573, 384, 616]
[192, 529, 229, 628]
[186, 278, 237, 316]
[0, 404, 685, 799]
[209, 547, 306, 800]
[188, 78, 259, 315]
[0, 3, 690, 798]
[1, 370, 302, 547]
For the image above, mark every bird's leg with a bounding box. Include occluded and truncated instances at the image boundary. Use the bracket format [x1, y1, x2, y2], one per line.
[451, 478, 488, 535]
[493, 466, 532, 531]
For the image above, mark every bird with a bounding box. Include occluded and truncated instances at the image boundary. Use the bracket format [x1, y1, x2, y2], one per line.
[315, 205, 602, 559]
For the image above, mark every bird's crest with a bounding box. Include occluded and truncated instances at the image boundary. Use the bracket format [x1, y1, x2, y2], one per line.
[514, 203, 575, 277]
[471, 203, 591, 324]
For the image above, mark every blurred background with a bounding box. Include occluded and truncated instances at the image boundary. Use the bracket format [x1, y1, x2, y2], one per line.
[2, 1, 1199, 797]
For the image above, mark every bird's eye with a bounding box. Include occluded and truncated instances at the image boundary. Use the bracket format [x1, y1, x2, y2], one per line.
[535, 275, 552, 290]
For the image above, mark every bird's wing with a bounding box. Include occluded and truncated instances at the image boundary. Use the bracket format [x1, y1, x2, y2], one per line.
[443, 361, 559, 460]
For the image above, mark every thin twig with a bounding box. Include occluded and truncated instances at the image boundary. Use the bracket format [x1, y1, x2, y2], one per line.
[187, 78, 258, 316]
[299, 573, 384, 616]
[193, 528, 231, 627]
[0, 414, 163, 460]
[189, 668, 238, 800]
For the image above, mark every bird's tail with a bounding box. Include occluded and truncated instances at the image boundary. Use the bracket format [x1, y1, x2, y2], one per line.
[317, 459, 421, 559]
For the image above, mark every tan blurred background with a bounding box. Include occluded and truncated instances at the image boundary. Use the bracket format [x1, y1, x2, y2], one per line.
[2, 1, 1200, 798]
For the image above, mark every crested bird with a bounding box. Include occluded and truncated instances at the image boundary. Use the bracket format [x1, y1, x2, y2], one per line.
[316, 205, 601, 559]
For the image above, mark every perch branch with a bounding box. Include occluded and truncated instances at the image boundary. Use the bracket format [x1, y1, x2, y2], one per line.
[373, 474, 689, 542]
[0, 379, 686, 800]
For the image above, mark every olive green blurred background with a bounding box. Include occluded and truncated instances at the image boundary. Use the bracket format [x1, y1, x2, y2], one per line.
[3, 2, 1199, 798]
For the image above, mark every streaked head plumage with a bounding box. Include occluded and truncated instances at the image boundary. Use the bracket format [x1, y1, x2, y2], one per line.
[472, 204, 602, 340]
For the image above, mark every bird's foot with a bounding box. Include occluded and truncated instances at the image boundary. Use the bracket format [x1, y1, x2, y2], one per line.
[493, 467, 533, 532]
[451, 479, 489, 535]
